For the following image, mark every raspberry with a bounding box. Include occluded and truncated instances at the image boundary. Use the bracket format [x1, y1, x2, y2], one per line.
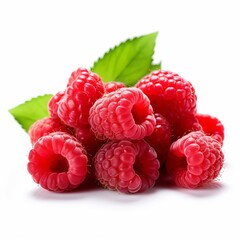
[166, 131, 224, 188]
[136, 70, 199, 139]
[94, 139, 160, 193]
[28, 117, 72, 145]
[89, 87, 156, 140]
[104, 81, 126, 93]
[48, 91, 65, 118]
[175, 113, 202, 139]
[67, 67, 90, 87]
[27, 132, 88, 192]
[196, 113, 224, 145]
[144, 113, 172, 165]
[74, 125, 106, 158]
[57, 68, 105, 128]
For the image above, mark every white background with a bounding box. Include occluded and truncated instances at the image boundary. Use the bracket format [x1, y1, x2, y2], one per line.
[0, 0, 239, 239]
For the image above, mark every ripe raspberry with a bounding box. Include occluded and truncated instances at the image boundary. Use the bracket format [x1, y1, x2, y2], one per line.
[57, 68, 105, 128]
[94, 139, 160, 193]
[27, 132, 88, 192]
[89, 87, 156, 140]
[166, 131, 224, 188]
[28, 117, 72, 145]
[196, 113, 224, 145]
[174, 113, 202, 140]
[104, 81, 126, 93]
[74, 125, 106, 158]
[144, 113, 172, 165]
[67, 67, 90, 87]
[48, 91, 65, 118]
[136, 70, 199, 139]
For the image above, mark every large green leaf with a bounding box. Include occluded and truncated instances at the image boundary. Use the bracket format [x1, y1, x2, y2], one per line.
[9, 94, 52, 132]
[91, 32, 158, 86]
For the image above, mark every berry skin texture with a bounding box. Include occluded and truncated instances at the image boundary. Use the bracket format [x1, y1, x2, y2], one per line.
[104, 81, 126, 93]
[57, 68, 105, 128]
[28, 117, 71, 145]
[27, 132, 88, 192]
[94, 139, 160, 193]
[196, 113, 224, 145]
[89, 87, 156, 140]
[67, 67, 90, 87]
[48, 91, 65, 118]
[166, 131, 224, 188]
[74, 125, 106, 159]
[136, 70, 199, 140]
[144, 113, 172, 165]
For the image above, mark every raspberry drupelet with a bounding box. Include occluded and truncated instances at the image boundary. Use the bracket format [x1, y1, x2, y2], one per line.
[104, 81, 126, 93]
[67, 67, 90, 87]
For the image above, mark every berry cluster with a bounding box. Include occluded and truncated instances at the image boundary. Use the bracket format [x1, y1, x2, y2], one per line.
[27, 68, 224, 193]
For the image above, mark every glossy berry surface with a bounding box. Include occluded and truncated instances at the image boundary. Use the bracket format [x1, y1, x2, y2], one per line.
[27, 132, 88, 192]
[196, 113, 224, 145]
[74, 125, 105, 158]
[136, 70, 199, 139]
[94, 139, 160, 193]
[166, 131, 224, 188]
[89, 87, 156, 140]
[48, 91, 65, 118]
[57, 68, 105, 127]
[144, 113, 172, 164]
[28, 117, 71, 145]
[104, 82, 126, 93]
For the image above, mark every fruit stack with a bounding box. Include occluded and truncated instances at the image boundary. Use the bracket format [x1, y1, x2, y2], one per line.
[27, 67, 224, 193]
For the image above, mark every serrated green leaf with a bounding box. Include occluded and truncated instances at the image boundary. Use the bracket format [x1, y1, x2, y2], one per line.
[9, 94, 53, 132]
[91, 32, 158, 86]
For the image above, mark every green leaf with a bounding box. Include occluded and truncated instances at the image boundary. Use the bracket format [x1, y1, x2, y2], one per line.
[149, 62, 162, 72]
[9, 94, 53, 132]
[91, 32, 159, 86]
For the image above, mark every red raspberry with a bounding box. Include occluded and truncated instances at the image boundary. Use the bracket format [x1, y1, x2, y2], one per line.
[27, 132, 88, 192]
[28, 117, 72, 145]
[144, 113, 172, 165]
[67, 67, 90, 87]
[89, 87, 156, 140]
[196, 113, 224, 145]
[104, 82, 126, 93]
[175, 113, 202, 139]
[94, 139, 160, 193]
[74, 125, 106, 158]
[166, 131, 224, 188]
[58, 68, 105, 128]
[136, 70, 199, 139]
[48, 91, 65, 118]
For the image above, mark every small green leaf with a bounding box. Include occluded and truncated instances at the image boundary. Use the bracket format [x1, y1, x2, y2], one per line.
[9, 94, 53, 132]
[91, 32, 159, 86]
[149, 62, 162, 72]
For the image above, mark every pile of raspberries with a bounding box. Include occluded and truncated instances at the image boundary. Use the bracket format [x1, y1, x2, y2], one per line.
[27, 68, 224, 193]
